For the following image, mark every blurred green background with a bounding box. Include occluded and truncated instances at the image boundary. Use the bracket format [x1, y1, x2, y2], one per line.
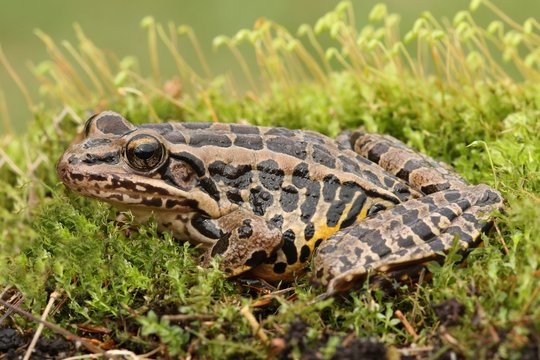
[1, 0, 538, 133]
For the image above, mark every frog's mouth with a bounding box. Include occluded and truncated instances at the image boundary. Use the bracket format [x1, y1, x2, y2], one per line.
[56, 151, 221, 217]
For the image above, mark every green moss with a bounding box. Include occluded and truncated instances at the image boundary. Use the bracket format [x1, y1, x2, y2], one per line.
[1, 1, 540, 358]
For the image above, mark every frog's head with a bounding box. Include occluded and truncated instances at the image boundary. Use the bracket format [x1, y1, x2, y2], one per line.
[57, 111, 221, 217]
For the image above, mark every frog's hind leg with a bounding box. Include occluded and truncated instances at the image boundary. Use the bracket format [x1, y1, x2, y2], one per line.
[312, 184, 503, 296]
[350, 131, 469, 194]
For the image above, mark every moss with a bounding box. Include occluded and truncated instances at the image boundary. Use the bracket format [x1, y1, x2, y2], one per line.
[1, 1, 540, 358]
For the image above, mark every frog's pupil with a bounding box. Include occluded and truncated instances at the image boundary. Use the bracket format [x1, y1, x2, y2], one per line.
[135, 142, 159, 160]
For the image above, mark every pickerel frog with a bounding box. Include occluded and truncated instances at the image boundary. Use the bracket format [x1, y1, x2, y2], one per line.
[57, 112, 503, 295]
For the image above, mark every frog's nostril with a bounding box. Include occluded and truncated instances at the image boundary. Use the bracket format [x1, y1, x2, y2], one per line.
[68, 155, 79, 165]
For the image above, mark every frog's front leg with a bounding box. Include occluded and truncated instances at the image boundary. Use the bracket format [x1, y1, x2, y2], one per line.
[313, 131, 503, 296]
[194, 209, 282, 277]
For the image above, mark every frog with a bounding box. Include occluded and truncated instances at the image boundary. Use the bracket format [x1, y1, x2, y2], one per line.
[56, 111, 503, 296]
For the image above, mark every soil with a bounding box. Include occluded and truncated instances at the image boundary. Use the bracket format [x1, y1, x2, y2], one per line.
[0, 327, 75, 359]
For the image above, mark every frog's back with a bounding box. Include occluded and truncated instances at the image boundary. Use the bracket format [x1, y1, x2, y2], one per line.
[144, 121, 414, 199]
[145, 121, 416, 279]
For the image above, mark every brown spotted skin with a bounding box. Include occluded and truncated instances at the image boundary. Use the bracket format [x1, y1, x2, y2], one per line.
[57, 112, 503, 295]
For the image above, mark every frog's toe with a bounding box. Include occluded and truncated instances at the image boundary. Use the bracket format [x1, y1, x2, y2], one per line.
[312, 184, 503, 296]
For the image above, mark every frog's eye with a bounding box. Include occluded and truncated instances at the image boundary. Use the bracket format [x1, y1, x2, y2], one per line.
[125, 134, 166, 171]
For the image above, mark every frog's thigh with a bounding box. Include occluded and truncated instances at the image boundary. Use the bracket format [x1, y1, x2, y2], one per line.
[203, 210, 282, 277]
[350, 131, 468, 194]
[312, 184, 502, 296]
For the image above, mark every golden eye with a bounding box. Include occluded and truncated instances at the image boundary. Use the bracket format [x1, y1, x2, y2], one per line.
[125, 134, 165, 171]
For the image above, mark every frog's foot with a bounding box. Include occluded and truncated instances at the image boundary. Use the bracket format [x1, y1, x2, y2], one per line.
[198, 210, 282, 277]
[350, 131, 469, 194]
[312, 184, 503, 296]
